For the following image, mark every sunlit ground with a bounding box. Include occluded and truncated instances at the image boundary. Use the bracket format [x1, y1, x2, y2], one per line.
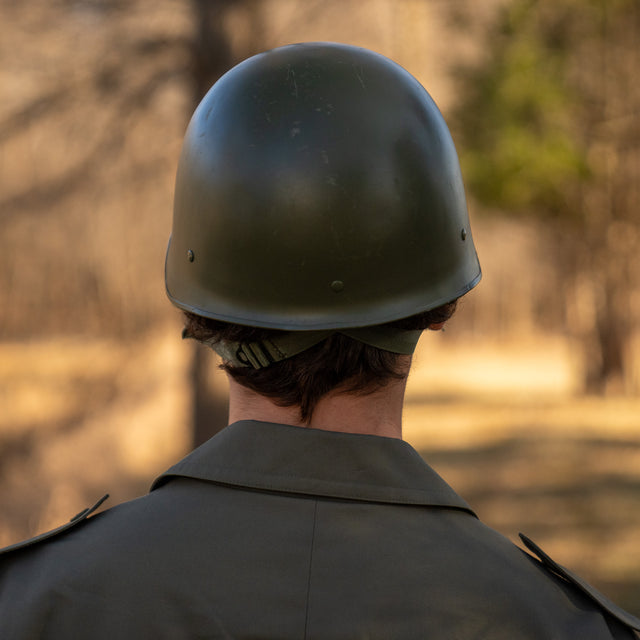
[406, 332, 640, 614]
[1, 327, 639, 615]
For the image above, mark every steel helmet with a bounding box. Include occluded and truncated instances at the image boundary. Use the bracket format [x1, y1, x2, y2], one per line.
[166, 42, 481, 330]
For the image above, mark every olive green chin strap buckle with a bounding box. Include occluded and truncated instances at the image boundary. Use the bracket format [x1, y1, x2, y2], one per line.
[204, 327, 423, 369]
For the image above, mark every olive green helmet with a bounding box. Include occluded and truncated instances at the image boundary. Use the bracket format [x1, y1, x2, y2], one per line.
[166, 42, 481, 330]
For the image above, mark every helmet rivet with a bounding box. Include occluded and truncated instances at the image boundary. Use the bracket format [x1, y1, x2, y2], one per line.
[330, 280, 344, 293]
[187, 249, 195, 262]
[461, 228, 467, 241]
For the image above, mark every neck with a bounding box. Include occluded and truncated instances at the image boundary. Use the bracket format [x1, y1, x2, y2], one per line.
[227, 358, 411, 439]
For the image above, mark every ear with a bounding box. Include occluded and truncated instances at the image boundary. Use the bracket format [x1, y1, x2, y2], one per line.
[428, 321, 446, 331]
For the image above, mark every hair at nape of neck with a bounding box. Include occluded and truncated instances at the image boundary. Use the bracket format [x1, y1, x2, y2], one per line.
[181, 301, 457, 422]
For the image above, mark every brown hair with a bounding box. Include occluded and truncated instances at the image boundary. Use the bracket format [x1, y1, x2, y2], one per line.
[183, 301, 457, 422]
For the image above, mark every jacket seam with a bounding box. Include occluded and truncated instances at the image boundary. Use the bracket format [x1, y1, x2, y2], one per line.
[303, 498, 319, 640]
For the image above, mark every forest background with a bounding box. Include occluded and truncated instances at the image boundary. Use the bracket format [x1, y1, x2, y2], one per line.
[1, 0, 639, 616]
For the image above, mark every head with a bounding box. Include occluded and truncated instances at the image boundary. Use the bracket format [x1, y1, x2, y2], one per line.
[165, 42, 481, 422]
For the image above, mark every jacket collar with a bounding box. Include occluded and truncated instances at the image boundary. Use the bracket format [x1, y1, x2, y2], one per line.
[151, 420, 476, 516]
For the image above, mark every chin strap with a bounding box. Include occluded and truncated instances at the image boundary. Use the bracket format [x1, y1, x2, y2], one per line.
[198, 327, 422, 369]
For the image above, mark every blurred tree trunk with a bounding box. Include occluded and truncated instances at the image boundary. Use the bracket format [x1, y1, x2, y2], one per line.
[190, 345, 229, 450]
[187, 0, 267, 447]
[187, 0, 236, 448]
[191, 0, 236, 106]
[451, 0, 640, 393]
[579, 0, 639, 393]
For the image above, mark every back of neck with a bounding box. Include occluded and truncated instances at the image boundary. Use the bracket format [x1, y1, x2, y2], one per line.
[226, 374, 409, 439]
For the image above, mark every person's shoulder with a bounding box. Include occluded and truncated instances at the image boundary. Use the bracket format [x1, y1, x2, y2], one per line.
[0, 494, 115, 636]
[0, 487, 235, 639]
[0, 489, 162, 578]
[0, 486, 172, 566]
[0, 494, 110, 560]
[518, 533, 640, 638]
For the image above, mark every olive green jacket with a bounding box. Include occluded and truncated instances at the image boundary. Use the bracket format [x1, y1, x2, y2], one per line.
[1, 421, 638, 639]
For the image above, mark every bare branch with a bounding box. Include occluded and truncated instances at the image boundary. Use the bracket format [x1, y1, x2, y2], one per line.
[0, 65, 185, 219]
[0, 88, 70, 144]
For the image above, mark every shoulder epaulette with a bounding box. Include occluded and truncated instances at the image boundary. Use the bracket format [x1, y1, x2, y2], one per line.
[0, 494, 109, 557]
[520, 533, 640, 633]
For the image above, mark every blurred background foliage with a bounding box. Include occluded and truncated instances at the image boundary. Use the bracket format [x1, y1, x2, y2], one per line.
[1, 0, 639, 616]
[454, 0, 590, 213]
[452, 0, 640, 392]
[2, 0, 638, 390]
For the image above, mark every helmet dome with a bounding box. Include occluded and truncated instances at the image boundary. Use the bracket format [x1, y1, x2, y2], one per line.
[166, 42, 481, 329]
